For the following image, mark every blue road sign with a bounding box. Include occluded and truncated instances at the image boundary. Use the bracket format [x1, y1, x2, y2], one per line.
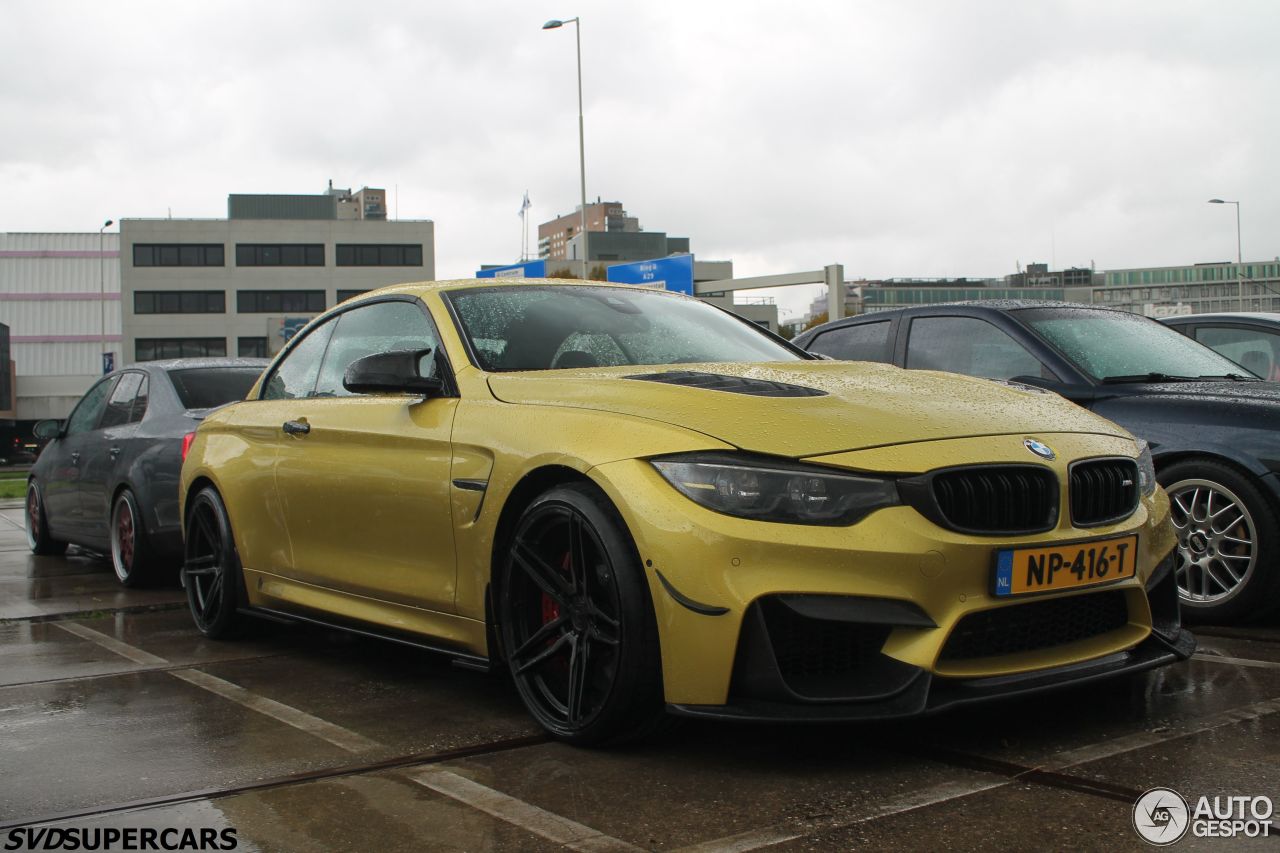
[605, 254, 694, 295]
[476, 260, 547, 279]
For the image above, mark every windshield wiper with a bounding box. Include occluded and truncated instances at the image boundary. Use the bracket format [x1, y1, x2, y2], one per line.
[1099, 372, 1199, 384]
[1195, 373, 1262, 381]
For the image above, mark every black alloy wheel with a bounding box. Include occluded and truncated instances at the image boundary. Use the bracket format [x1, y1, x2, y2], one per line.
[110, 489, 154, 587]
[183, 486, 246, 639]
[499, 483, 664, 745]
[1160, 458, 1280, 623]
[25, 481, 67, 556]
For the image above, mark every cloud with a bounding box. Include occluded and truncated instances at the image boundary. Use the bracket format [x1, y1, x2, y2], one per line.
[2, 0, 1278, 318]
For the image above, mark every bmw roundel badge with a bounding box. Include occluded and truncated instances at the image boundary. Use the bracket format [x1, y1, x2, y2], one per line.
[1024, 438, 1056, 460]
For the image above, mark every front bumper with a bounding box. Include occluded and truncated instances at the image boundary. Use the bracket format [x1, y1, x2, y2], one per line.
[590, 432, 1185, 711]
[670, 551, 1194, 722]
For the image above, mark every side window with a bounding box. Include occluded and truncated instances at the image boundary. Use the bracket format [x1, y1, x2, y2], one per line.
[261, 319, 338, 400]
[99, 373, 144, 429]
[906, 316, 1058, 381]
[808, 322, 891, 362]
[65, 378, 117, 436]
[1194, 326, 1280, 380]
[131, 375, 149, 423]
[314, 300, 441, 397]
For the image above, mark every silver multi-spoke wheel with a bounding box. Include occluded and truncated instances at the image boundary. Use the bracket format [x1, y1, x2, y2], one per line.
[1167, 478, 1256, 607]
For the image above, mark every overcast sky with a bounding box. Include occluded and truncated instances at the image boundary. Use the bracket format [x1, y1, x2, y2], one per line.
[3, 1, 1277, 319]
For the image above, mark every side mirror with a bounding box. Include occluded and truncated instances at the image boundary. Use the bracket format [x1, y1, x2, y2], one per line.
[33, 419, 63, 440]
[343, 349, 444, 396]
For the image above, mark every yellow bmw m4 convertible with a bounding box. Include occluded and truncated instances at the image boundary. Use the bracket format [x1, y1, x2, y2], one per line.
[180, 279, 1194, 744]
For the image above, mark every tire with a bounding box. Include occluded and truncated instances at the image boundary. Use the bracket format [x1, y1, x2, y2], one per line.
[497, 483, 665, 746]
[25, 481, 68, 557]
[183, 486, 248, 639]
[1160, 458, 1280, 624]
[110, 489, 155, 587]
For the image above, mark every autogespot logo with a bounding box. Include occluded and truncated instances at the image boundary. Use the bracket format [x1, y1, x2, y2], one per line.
[1023, 438, 1056, 460]
[1133, 787, 1191, 846]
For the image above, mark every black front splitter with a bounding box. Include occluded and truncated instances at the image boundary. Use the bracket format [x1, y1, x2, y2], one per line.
[668, 627, 1196, 723]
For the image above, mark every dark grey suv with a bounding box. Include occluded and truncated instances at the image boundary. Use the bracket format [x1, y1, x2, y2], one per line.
[795, 301, 1280, 624]
[26, 358, 267, 586]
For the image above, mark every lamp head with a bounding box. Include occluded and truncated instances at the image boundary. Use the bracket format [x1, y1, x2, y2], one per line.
[103, 219, 113, 228]
[1208, 199, 1225, 204]
[542, 19, 563, 29]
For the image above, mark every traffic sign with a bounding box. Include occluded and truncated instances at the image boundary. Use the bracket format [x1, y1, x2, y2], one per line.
[476, 260, 547, 279]
[605, 255, 694, 295]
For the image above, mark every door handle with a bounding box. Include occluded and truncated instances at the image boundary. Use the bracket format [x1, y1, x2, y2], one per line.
[282, 420, 311, 436]
[108, 446, 121, 458]
[71, 451, 81, 464]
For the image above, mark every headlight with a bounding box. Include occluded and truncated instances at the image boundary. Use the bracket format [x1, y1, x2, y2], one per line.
[1136, 439, 1157, 496]
[650, 453, 900, 525]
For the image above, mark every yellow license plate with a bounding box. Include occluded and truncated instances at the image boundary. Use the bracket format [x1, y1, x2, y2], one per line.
[994, 535, 1138, 596]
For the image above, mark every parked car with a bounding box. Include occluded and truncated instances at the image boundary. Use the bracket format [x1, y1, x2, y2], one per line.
[794, 301, 1280, 623]
[180, 280, 1191, 745]
[26, 358, 269, 586]
[1162, 312, 1280, 381]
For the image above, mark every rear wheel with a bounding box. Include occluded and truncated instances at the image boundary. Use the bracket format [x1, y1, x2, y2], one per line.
[1161, 458, 1280, 623]
[498, 483, 665, 745]
[25, 481, 67, 556]
[183, 486, 247, 639]
[110, 489, 155, 587]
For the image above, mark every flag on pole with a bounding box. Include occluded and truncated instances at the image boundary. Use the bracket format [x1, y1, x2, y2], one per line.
[518, 191, 531, 218]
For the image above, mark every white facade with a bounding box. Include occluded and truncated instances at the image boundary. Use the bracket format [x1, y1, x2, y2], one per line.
[121, 217, 435, 364]
[0, 232, 121, 420]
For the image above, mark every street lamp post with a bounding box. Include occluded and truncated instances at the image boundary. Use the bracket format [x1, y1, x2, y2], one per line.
[1208, 199, 1242, 310]
[542, 17, 589, 280]
[99, 219, 113, 373]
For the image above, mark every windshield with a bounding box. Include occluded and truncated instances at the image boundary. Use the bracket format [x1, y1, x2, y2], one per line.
[1015, 307, 1254, 381]
[167, 367, 265, 409]
[445, 285, 803, 371]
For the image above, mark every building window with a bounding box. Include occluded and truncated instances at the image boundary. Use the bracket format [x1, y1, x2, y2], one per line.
[134, 290, 225, 314]
[135, 337, 227, 361]
[236, 290, 326, 313]
[132, 244, 225, 267]
[236, 244, 325, 266]
[335, 244, 424, 266]
[238, 337, 269, 358]
[337, 289, 371, 303]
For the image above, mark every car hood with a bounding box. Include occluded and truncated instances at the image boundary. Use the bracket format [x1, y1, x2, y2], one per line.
[486, 361, 1130, 457]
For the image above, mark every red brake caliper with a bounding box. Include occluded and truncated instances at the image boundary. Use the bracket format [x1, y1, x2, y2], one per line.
[540, 551, 571, 627]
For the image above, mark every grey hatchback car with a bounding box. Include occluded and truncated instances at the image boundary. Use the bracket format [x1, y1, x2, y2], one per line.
[26, 358, 268, 585]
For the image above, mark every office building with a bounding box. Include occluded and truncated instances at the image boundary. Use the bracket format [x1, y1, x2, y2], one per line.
[122, 186, 434, 363]
[0, 232, 121, 425]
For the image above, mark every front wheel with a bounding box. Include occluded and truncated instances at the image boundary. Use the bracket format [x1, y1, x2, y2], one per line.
[25, 481, 67, 556]
[1161, 458, 1280, 623]
[498, 483, 665, 745]
[183, 486, 247, 639]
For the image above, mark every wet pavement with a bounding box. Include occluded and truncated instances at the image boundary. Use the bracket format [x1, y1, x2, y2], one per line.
[1, 501, 1278, 851]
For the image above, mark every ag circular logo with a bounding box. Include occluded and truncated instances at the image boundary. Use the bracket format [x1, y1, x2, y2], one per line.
[1023, 438, 1056, 460]
[1133, 787, 1190, 846]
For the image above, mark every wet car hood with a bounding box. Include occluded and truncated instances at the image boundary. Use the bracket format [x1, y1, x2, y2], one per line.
[486, 361, 1131, 458]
